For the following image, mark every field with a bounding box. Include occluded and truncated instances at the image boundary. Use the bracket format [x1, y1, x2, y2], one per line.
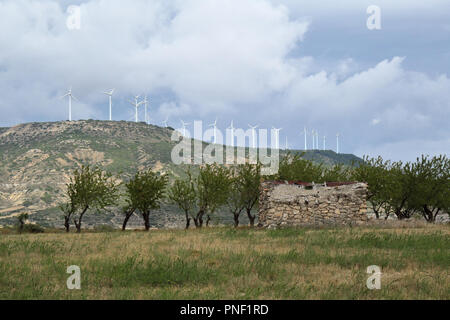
[0, 225, 449, 300]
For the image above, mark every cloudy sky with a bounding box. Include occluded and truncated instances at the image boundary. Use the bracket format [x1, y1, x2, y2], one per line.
[0, 0, 449, 161]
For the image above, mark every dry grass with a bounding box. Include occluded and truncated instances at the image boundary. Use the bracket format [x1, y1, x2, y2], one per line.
[0, 225, 448, 300]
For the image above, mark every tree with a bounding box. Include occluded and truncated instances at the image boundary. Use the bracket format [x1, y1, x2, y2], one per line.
[277, 152, 324, 182]
[168, 172, 197, 230]
[408, 155, 449, 223]
[193, 164, 230, 228]
[323, 163, 352, 182]
[225, 169, 245, 228]
[123, 169, 168, 231]
[60, 193, 78, 232]
[65, 165, 119, 233]
[237, 163, 261, 227]
[351, 156, 391, 219]
[17, 213, 29, 234]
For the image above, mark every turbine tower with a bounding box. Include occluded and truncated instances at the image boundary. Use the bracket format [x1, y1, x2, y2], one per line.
[209, 118, 218, 144]
[311, 130, 316, 150]
[61, 87, 78, 122]
[228, 120, 235, 147]
[128, 95, 143, 123]
[316, 131, 319, 151]
[143, 95, 150, 125]
[248, 124, 259, 149]
[272, 127, 282, 150]
[323, 135, 326, 151]
[103, 89, 114, 121]
[300, 127, 308, 151]
[162, 117, 169, 128]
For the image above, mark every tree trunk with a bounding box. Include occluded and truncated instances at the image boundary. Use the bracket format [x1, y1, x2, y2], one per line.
[143, 212, 150, 231]
[195, 210, 205, 228]
[247, 208, 256, 227]
[233, 213, 240, 228]
[64, 217, 70, 233]
[184, 211, 191, 230]
[122, 209, 135, 231]
[206, 215, 211, 227]
[423, 205, 439, 223]
[75, 206, 88, 233]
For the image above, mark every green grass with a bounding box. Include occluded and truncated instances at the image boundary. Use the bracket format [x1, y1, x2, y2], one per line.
[0, 225, 448, 300]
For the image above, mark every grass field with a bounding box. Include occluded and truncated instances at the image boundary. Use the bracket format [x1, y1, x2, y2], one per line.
[0, 225, 449, 300]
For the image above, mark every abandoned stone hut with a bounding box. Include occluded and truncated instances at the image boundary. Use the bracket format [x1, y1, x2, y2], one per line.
[258, 181, 369, 228]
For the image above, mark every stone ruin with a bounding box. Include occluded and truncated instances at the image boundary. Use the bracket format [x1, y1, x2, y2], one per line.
[258, 181, 369, 228]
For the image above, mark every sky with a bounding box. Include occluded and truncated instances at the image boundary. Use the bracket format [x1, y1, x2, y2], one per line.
[0, 0, 449, 161]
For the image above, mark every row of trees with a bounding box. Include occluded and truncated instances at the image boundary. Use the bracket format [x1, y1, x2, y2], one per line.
[60, 163, 261, 232]
[275, 153, 449, 223]
[60, 153, 448, 232]
[168, 163, 261, 229]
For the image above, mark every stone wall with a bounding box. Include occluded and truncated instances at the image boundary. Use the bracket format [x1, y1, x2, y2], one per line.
[258, 181, 369, 228]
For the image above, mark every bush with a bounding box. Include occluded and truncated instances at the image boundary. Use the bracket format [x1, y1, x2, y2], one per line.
[22, 224, 45, 234]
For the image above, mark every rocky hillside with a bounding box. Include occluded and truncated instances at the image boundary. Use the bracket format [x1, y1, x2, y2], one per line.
[0, 120, 362, 229]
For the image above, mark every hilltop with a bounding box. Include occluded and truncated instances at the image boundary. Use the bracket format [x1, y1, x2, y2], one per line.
[0, 120, 362, 228]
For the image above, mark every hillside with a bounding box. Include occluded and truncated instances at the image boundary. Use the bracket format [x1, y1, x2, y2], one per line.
[0, 120, 362, 228]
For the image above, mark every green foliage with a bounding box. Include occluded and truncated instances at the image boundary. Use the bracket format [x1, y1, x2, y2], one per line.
[353, 155, 449, 222]
[124, 169, 168, 230]
[63, 165, 120, 233]
[235, 163, 261, 226]
[277, 152, 324, 182]
[168, 171, 197, 229]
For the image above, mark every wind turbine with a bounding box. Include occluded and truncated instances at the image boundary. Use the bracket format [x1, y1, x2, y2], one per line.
[300, 127, 308, 151]
[316, 130, 319, 151]
[272, 127, 282, 150]
[128, 95, 143, 123]
[162, 116, 169, 128]
[209, 118, 218, 144]
[311, 129, 316, 150]
[180, 120, 190, 137]
[323, 135, 326, 151]
[248, 124, 259, 149]
[61, 87, 79, 122]
[228, 120, 235, 147]
[143, 95, 150, 124]
[103, 89, 114, 121]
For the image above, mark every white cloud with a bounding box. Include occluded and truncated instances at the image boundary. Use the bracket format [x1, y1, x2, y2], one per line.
[0, 0, 448, 161]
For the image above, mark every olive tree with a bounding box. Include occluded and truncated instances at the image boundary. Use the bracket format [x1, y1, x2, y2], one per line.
[237, 163, 261, 227]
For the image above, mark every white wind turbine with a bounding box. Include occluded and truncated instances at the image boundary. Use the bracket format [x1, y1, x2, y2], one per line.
[128, 95, 143, 123]
[316, 130, 319, 151]
[209, 118, 218, 144]
[300, 127, 308, 151]
[272, 127, 282, 150]
[103, 89, 115, 121]
[228, 120, 235, 147]
[180, 120, 190, 137]
[311, 129, 316, 150]
[143, 95, 150, 125]
[248, 124, 259, 149]
[162, 116, 169, 128]
[61, 87, 79, 122]
[323, 135, 326, 151]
